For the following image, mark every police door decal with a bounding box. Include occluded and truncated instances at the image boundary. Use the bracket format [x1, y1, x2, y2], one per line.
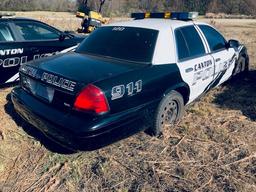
[177, 55, 215, 103]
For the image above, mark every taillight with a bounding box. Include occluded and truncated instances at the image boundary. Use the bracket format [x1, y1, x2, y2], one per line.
[74, 84, 109, 114]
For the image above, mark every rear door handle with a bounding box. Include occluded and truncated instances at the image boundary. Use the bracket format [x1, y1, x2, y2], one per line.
[185, 67, 193, 73]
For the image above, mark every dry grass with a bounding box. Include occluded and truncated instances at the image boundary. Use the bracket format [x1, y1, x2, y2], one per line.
[0, 13, 256, 192]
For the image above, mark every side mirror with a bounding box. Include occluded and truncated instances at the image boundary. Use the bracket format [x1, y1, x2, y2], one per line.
[226, 39, 240, 49]
[59, 34, 66, 41]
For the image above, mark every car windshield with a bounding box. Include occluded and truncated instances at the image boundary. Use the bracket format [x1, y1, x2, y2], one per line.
[76, 26, 158, 63]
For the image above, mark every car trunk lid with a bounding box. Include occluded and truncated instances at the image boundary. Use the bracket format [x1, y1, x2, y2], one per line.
[20, 52, 147, 111]
[29, 52, 145, 84]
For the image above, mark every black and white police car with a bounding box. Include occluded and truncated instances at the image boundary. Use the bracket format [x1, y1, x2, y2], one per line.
[0, 13, 84, 86]
[11, 12, 249, 149]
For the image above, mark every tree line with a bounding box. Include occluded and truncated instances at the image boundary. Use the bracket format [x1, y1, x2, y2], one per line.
[0, 0, 255, 16]
[0, 0, 76, 12]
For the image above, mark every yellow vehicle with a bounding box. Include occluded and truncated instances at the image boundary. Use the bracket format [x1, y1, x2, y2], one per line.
[76, 0, 108, 33]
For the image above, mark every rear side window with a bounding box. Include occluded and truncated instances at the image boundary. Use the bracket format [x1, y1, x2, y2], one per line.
[0, 24, 14, 42]
[175, 26, 205, 61]
[175, 29, 189, 60]
[199, 25, 226, 52]
[15, 21, 60, 41]
[77, 26, 158, 63]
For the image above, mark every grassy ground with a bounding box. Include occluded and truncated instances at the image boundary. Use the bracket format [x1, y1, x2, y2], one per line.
[0, 12, 256, 192]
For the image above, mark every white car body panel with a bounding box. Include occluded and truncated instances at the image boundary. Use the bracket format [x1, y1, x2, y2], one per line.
[106, 18, 244, 104]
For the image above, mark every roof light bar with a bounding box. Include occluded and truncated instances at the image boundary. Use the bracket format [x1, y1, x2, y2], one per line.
[0, 12, 16, 18]
[131, 12, 199, 21]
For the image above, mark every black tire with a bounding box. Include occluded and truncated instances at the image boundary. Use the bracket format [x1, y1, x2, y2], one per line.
[151, 90, 185, 136]
[233, 55, 247, 77]
[242, 56, 249, 76]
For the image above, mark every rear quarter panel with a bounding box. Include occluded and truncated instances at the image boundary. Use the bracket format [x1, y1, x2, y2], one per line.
[95, 63, 189, 114]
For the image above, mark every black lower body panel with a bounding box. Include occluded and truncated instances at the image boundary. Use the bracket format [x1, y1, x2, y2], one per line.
[11, 87, 153, 150]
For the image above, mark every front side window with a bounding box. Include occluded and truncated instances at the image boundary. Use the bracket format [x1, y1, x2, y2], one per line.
[175, 25, 206, 61]
[76, 26, 158, 63]
[15, 21, 60, 41]
[199, 25, 226, 52]
[0, 24, 14, 42]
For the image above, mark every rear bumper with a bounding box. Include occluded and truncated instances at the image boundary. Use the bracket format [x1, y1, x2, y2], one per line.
[11, 87, 151, 150]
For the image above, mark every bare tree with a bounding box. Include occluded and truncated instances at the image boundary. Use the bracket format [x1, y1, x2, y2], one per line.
[0, 0, 255, 15]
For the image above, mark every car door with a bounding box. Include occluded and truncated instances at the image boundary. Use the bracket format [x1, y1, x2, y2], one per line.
[13, 20, 77, 60]
[0, 22, 30, 85]
[175, 25, 215, 103]
[197, 24, 236, 86]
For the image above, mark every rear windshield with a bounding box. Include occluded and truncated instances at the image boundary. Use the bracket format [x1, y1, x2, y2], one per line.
[76, 26, 158, 63]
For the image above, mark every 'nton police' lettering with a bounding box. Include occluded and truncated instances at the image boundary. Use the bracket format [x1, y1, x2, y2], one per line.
[0, 51, 59, 68]
[0, 48, 24, 56]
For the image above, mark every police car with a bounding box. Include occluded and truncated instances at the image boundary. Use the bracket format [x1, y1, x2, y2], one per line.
[11, 12, 249, 149]
[0, 13, 85, 86]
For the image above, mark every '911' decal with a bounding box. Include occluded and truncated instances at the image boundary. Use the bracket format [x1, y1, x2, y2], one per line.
[111, 80, 142, 100]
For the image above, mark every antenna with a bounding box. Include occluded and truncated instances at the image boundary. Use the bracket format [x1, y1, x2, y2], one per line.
[99, 0, 106, 13]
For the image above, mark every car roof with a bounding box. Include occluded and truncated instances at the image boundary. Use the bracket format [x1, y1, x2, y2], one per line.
[107, 18, 196, 30]
[0, 17, 41, 22]
[0, 17, 62, 33]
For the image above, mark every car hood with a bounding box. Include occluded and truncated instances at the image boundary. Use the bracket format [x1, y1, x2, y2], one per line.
[26, 52, 146, 85]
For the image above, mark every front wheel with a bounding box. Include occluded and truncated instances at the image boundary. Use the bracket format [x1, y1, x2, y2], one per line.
[233, 55, 248, 77]
[151, 90, 185, 136]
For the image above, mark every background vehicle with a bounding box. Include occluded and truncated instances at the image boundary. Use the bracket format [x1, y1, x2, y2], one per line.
[11, 12, 249, 150]
[0, 13, 85, 86]
[76, 0, 109, 33]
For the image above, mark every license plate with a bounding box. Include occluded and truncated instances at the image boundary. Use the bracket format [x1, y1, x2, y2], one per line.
[36, 84, 54, 103]
[25, 78, 54, 103]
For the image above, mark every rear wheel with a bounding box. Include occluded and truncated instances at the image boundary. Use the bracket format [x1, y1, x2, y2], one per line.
[151, 90, 184, 136]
